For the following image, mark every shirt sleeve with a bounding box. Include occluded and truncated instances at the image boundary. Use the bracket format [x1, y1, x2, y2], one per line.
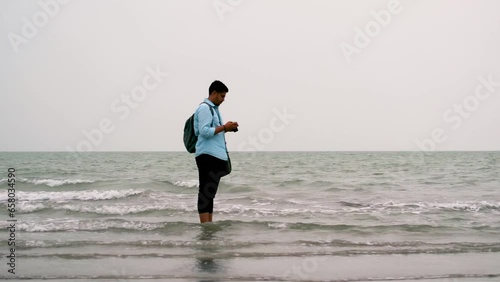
[197, 104, 216, 138]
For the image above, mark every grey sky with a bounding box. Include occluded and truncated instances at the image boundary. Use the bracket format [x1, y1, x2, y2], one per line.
[1, 0, 500, 152]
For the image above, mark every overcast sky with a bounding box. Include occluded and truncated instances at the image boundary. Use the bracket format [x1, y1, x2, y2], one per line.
[1, 0, 500, 152]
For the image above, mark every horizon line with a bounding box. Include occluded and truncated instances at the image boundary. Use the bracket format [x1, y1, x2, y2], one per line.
[1, 150, 499, 153]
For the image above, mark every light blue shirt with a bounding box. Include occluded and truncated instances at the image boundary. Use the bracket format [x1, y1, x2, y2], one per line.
[194, 98, 228, 161]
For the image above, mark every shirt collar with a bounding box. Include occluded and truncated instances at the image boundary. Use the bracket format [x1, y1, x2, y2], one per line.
[203, 98, 217, 108]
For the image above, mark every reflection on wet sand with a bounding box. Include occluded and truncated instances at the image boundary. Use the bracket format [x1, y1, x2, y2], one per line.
[194, 223, 225, 280]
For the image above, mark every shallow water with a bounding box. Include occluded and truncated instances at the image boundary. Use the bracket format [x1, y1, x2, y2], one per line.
[1, 151, 499, 280]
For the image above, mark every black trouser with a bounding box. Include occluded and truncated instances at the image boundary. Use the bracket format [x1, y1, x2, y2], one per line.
[195, 154, 229, 214]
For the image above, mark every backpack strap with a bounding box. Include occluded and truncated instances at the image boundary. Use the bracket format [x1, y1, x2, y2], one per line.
[213, 105, 229, 154]
[199, 102, 215, 127]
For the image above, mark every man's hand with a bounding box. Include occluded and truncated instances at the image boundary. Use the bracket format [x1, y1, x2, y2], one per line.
[224, 121, 239, 132]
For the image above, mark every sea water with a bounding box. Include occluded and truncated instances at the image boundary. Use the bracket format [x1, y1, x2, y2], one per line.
[0, 151, 499, 281]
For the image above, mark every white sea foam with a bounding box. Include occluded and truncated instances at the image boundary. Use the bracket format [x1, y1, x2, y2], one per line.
[9, 190, 500, 217]
[49, 200, 308, 217]
[0, 189, 144, 202]
[17, 219, 164, 232]
[377, 201, 500, 212]
[432, 201, 500, 211]
[57, 202, 195, 215]
[267, 222, 288, 229]
[46, 201, 312, 217]
[23, 240, 49, 248]
[19, 178, 95, 187]
[173, 180, 199, 188]
[17, 202, 46, 213]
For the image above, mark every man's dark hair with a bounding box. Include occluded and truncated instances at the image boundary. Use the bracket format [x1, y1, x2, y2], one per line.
[209, 80, 229, 96]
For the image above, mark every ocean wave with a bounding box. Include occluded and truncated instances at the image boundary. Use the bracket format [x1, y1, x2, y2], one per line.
[298, 239, 500, 250]
[20, 238, 500, 251]
[172, 180, 199, 188]
[17, 198, 500, 217]
[19, 246, 500, 259]
[166, 180, 254, 192]
[375, 201, 500, 212]
[269, 222, 461, 233]
[11, 190, 500, 217]
[11, 218, 495, 233]
[338, 200, 500, 213]
[0, 189, 144, 203]
[15, 219, 196, 233]
[15, 238, 500, 259]
[17, 201, 332, 216]
[340, 201, 368, 208]
[20, 239, 271, 249]
[55, 201, 195, 215]
[18, 178, 95, 187]
[16, 202, 47, 213]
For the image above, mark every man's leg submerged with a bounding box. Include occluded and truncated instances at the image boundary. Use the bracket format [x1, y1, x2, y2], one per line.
[199, 212, 210, 223]
[197, 155, 211, 223]
[197, 185, 216, 223]
[196, 154, 225, 223]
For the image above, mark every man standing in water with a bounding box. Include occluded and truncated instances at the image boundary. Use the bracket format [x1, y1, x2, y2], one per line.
[194, 80, 239, 223]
